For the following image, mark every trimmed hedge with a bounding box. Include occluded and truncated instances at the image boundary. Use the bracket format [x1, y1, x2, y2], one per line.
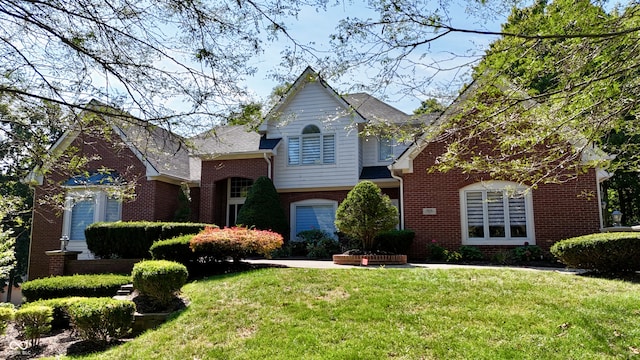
[550, 232, 640, 272]
[86, 221, 215, 259]
[0, 306, 14, 335]
[25, 297, 84, 329]
[236, 176, 289, 237]
[190, 226, 284, 262]
[132, 260, 188, 307]
[66, 298, 135, 343]
[375, 229, 415, 254]
[14, 305, 53, 347]
[22, 274, 131, 301]
[149, 235, 198, 264]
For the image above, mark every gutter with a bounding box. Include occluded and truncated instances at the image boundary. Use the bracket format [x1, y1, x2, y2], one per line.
[389, 167, 404, 229]
[263, 153, 272, 179]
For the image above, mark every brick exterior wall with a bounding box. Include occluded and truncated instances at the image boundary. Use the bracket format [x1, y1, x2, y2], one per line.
[28, 130, 183, 279]
[402, 141, 601, 260]
[199, 158, 269, 224]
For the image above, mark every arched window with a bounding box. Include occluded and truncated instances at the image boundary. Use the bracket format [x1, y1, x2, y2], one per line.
[288, 124, 335, 165]
[61, 171, 123, 259]
[460, 181, 535, 245]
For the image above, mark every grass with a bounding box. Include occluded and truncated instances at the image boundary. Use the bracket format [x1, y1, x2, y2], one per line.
[64, 267, 640, 359]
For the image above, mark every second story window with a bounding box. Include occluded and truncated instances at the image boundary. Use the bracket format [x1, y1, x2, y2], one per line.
[288, 125, 335, 165]
[379, 138, 394, 161]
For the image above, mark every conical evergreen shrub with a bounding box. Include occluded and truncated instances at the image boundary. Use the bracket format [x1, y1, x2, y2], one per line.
[236, 176, 289, 238]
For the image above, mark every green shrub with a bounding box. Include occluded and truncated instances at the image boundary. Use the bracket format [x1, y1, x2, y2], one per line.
[335, 181, 399, 251]
[492, 250, 515, 265]
[150, 235, 199, 264]
[513, 244, 543, 262]
[236, 176, 289, 238]
[0, 306, 14, 335]
[86, 221, 214, 259]
[459, 245, 484, 261]
[66, 298, 135, 343]
[14, 305, 52, 347]
[551, 232, 640, 272]
[190, 226, 284, 262]
[22, 274, 131, 301]
[132, 260, 188, 308]
[294, 230, 338, 259]
[445, 250, 462, 263]
[427, 241, 447, 261]
[25, 297, 84, 329]
[375, 229, 415, 254]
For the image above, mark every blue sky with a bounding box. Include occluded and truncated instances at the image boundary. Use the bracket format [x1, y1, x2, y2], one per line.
[243, 1, 510, 114]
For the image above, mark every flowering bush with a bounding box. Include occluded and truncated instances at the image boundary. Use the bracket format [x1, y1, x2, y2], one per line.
[190, 226, 284, 262]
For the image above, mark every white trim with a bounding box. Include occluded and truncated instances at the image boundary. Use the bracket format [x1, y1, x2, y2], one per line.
[290, 199, 338, 240]
[459, 181, 535, 246]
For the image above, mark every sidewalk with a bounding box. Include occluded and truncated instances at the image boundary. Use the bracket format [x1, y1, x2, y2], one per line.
[245, 258, 582, 273]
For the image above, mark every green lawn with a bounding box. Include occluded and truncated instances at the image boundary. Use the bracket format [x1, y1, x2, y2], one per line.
[68, 267, 639, 359]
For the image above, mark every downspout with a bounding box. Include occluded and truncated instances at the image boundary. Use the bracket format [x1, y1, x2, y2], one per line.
[389, 167, 404, 230]
[263, 153, 272, 179]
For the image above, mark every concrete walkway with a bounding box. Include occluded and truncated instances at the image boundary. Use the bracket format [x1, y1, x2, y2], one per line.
[245, 259, 583, 274]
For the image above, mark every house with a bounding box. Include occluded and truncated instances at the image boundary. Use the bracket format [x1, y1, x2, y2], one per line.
[27, 68, 605, 279]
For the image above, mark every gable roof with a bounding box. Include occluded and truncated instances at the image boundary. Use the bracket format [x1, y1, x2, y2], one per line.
[342, 93, 412, 125]
[390, 77, 612, 178]
[26, 100, 195, 185]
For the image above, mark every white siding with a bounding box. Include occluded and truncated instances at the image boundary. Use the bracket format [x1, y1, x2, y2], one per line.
[361, 135, 411, 167]
[267, 81, 361, 190]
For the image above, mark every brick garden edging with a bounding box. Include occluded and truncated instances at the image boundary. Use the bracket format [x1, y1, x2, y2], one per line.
[332, 254, 407, 265]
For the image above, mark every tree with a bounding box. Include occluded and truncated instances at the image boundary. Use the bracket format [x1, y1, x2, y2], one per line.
[335, 181, 398, 251]
[0, 195, 17, 286]
[236, 176, 289, 238]
[413, 98, 445, 115]
[327, 0, 640, 185]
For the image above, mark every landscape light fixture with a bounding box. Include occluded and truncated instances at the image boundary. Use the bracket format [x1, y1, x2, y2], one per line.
[611, 210, 623, 227]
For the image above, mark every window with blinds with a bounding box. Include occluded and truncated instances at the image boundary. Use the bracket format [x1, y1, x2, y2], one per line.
[287, 126, 335, 165]
[464, 187, 530, 242]
[65, 191, 122, 241]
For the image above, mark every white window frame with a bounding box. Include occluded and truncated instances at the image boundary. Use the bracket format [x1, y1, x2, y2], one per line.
[290, 199, 338, 240]
[287, 124, 336, 166]
[62, 188, 122, 241]
[460, 181, 535, 245]
[226, 177, 253, 226]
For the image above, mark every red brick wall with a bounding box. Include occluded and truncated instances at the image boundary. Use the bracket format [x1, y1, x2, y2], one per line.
[402, 141, 600, 259]
[28, 130, 181, 279]
[199, 158, 269, 224]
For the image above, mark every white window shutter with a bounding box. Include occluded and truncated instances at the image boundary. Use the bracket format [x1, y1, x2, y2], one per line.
[323, 135, 335, 163]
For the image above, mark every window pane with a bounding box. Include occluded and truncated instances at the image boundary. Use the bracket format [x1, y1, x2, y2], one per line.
[302, 135, 321, 164]
[230, 178, 253, 198]
[105, 197, 121, 222]
[379, 138, 393, 161]
[466, 192, 484, 238]
[323, 135, 335, 164]
[70, 199, 95, 241]
[509, 196, 527, 237]
[288, 137, 300, 165]
[295, 205, 336, 238]
[487, 191, 505, 237]
[302, 125, 320, 134]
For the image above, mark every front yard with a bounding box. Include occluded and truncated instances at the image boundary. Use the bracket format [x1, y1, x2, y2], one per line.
[40, 267, 640, 359]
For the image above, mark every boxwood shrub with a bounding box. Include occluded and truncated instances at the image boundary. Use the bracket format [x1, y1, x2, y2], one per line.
[22, 274, 131, 301]
[132, 260, 188, 307]
[375, 229, 415, 254]
[25, 297, 84, 329]
[86, 221, 214, 259]
[0, 306, 14, 335]
[550, 232, 640, 272]
[149, 235, 198, 264]
[14, 305, 53, 347]
[66, 298, 135, 343]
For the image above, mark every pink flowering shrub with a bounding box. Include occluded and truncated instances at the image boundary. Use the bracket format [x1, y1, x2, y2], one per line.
[190, 226, 284, 262]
